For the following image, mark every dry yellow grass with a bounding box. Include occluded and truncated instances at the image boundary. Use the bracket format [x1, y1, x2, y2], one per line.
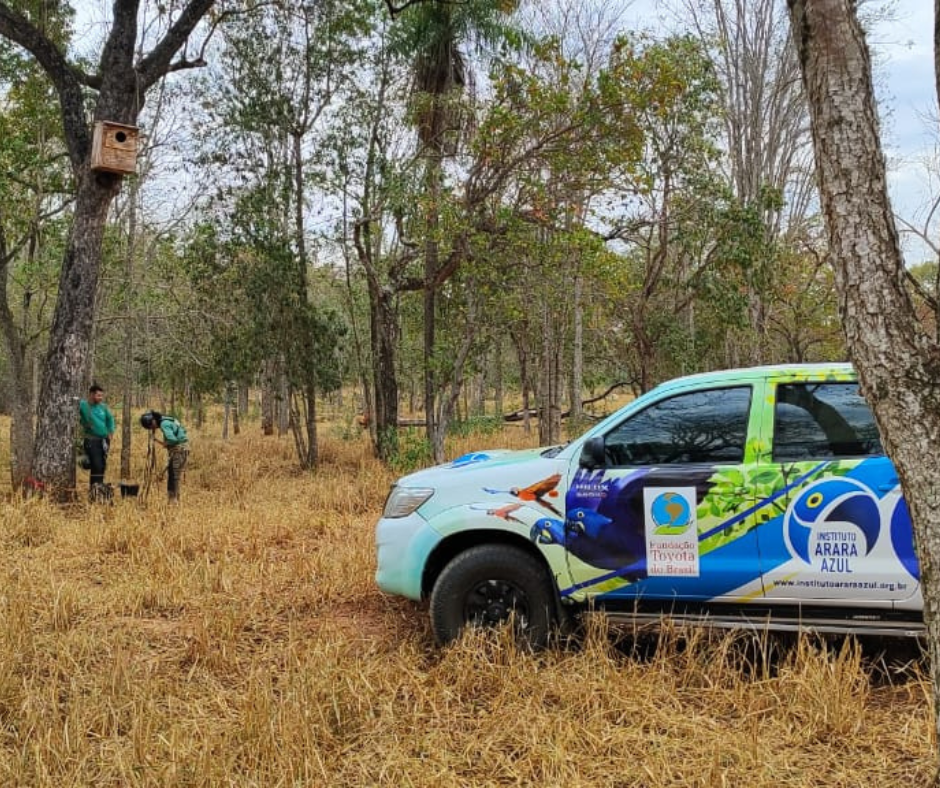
[0, 416, 934, 786]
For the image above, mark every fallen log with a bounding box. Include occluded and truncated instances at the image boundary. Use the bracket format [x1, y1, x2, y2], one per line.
[503, 382, 630, 422]
[356, 382, 631, 429]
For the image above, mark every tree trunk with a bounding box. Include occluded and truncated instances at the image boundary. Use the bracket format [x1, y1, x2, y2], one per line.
[788, 0, 940, 777]
[8, 381, 34, 491]
[568, 270, 584, 425]
[222, 384, 231, 440]
[233, 394, 241, 436]
[510, 331, 532, 435]
[238, 383, 249, 420]
[424, 162, 442, 462]
[261, 358, 276, 435]
[0, 257, 34, 491]
[291, 130, 317, 471]
[369, 283, 400, 460]
[538, 301, 562, 446]
[277, 361, 290, 436]
[33, 170, 120, 497]
[493, 340, 503, 417]
[193, 390, 204, 429]
[304, 381, 317, 469]
[472, 367, 486, 417]
[120, 173, 139, 481]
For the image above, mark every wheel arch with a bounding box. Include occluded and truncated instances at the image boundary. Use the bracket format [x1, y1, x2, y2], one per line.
[421, 529, 560, 603]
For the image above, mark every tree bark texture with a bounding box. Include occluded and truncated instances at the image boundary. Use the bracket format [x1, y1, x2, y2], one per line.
[369, 283, 400, 460]
[568, 271, 584, 425]
[424, 162, 442, 462]
[238, 383, 249, 420]
[32, 171, 119, 495]
[787, 1, 940, 776]
[277, 362, 290, 436]
[120, 172, 140, 481]
[0, 238, 34, 490]
[538, 301, 562, 446]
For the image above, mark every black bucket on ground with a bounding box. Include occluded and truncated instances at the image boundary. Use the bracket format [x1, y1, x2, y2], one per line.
[120, 483, 140, 498]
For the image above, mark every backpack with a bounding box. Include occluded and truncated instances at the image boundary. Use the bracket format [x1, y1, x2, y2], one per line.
[163, 417, 188, 446]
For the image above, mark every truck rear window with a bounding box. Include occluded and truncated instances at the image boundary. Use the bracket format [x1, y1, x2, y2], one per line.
[773, 382, 883, 461]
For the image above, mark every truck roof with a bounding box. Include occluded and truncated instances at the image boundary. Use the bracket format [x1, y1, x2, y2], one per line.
[653, 362, 855, 393]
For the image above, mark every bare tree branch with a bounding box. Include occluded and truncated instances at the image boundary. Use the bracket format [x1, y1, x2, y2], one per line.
[137, 0, 216, 90]
[384, 0, 434, 17]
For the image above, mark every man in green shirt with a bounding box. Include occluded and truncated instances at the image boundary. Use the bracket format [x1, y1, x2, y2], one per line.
[79, 384, 115, 497]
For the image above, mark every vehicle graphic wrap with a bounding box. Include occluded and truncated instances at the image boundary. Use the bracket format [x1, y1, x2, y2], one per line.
[891, 498, 919, 580]
[551, 465, 756, 600]
[784, 477, 880, 564]
[756, 457, 918, 601]
[375, 363, 924, 629]
[547, 367, 920, 606]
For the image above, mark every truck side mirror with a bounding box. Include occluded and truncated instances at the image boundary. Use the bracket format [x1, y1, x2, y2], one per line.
[579, 436, 606, 470]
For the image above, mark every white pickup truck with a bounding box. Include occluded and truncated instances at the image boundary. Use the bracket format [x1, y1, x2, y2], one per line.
[375, 364, 922, 645]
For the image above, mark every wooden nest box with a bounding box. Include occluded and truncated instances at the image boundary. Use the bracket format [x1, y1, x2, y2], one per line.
[90, 121, 139, 175]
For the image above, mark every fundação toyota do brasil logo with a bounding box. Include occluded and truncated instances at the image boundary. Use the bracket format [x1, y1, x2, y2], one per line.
[650, 491, 692, 535]
[784, 478, 880, 567]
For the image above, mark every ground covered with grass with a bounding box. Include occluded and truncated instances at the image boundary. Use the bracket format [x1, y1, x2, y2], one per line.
[0, 418, 934, 786]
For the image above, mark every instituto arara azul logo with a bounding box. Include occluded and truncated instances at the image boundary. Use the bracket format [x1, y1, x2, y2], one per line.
[784, 478, 880, 574]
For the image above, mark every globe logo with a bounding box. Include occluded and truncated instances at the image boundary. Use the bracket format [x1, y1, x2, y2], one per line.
[784, 478, 879, 565]
[651, 492, 692, 535]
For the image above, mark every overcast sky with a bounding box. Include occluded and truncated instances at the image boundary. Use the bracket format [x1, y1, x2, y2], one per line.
[622, 0, 938, 263]
[871, 2, 937, 262]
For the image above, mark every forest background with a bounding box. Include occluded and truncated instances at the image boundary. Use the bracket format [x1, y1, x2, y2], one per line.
[0, 2, 938, 783]
[0, 0, 936, 482]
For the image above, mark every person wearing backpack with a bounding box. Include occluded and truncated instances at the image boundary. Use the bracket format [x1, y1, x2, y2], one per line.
[140, 410, 190, 501]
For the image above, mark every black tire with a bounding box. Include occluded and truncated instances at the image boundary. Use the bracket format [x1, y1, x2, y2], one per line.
[429, 544, 556, 648]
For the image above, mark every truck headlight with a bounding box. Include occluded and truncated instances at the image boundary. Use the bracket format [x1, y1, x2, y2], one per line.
[383, 486, 434, 518]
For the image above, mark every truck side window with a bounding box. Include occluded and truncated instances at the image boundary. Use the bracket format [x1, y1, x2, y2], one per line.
[603, 387, 752, 466]
[773, 383, 883, 461]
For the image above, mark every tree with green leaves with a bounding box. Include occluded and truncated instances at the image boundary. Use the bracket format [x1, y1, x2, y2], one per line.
[0, 0, 217, 496]
[0, 11, 71, 490]
[195, 0, 369, 468]
[389, 0, 520, 462]
[322, 7, 420, 461]
[576, 34, 733, 392]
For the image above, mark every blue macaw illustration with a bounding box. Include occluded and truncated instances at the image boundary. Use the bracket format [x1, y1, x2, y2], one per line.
[539, 466, 714, 574]
[787, 478, 880, 563]
[531, 517, 565, 545]
[890, 497, 920, 580]
[531, 506, 642, 572]
[567, 507, 612, 539]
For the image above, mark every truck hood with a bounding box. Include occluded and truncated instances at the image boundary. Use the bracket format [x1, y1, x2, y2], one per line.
[395, 447, 569, 521]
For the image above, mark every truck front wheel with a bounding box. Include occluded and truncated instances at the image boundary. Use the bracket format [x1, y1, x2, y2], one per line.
[429, 544, 556, 647]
